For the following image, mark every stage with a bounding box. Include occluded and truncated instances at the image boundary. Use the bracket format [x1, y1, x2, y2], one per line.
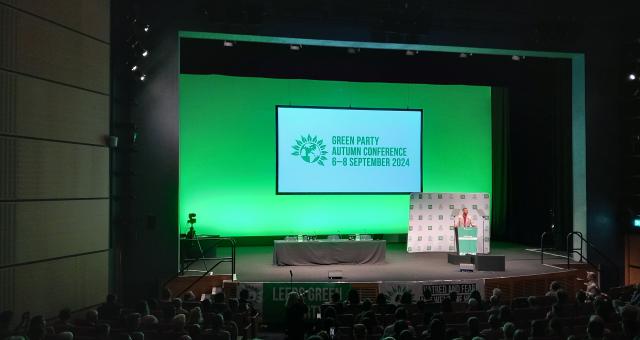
[188, 241, 578, 282]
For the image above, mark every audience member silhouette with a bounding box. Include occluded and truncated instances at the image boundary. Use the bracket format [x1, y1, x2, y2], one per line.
[480, 314, 502, 340]
[347, 289, 361, 306]
[547, 317, 565, 338]
[329, 292, 344, 314]
[222, 309, 238, 340]
[587, 315, 606, 340]
[512, 329, 527, 340]
[52, 308, 75, 333]
[209, 313, 230, 340]
[383, 308, 412, 338]
[449, 291, 459, 303]
[425, 318, 445, 340]
[285, 292, 308, 340]
[352, 323, 367, 340]
[546, 281, 562, 297]
[467, 316, 481, 339]
[423, 289, 435, 303]
[98, 294, 122, 321]
[529, 319, 546, 338]
[502, 322, 515, 340]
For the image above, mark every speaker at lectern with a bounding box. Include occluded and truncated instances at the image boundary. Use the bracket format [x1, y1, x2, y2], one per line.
[453, 206, 478, 255]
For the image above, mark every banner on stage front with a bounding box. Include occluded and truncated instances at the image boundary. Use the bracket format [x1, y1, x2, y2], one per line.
[379, 279, 485, 303]
[261, 282, 352, 324]
[407, 193, 491, 253]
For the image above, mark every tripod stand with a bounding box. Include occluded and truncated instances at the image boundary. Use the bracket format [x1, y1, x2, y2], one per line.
[185, 217, 209, 274]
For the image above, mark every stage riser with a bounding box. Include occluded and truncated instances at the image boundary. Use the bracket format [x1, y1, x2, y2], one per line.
[484, 270, 579, 301]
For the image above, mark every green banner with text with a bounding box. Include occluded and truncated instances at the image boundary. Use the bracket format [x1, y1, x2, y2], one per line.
[262, 282, 352, 324]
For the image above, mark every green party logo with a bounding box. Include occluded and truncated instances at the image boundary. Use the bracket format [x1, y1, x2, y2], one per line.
[292, 135, 328, 165]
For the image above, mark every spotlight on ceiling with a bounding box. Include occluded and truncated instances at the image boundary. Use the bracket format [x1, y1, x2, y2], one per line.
[223, 40, 235, 47]
[511, 55, 521, 61]
[141, 49, 149, 57]
[459, 53, 472, 58]
[143, 24, 151, 33]
[629, 73, 637, 81]
[290, 44, 302, 51]
[131, 65, 138, 72]
[405, 50, 418, 56]
[139, 73, 147, 82]
[347, 47, 359, 54]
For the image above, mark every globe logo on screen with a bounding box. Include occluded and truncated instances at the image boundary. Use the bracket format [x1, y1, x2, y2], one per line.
[292, 135, 328, 166]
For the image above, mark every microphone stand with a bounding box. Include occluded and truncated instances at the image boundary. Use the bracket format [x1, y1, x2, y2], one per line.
[290, 270, 293, 291]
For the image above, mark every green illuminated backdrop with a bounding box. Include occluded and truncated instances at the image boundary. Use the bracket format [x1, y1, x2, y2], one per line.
[179, 74, 492, 236]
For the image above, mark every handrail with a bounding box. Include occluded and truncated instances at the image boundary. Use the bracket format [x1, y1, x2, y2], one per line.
[566, 231, 584, 266]
[540, 231, 550, 264]
[163, 236, 237, 298]
[566, 232, 620, 285]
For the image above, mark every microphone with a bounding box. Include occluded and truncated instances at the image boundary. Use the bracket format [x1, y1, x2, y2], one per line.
[290, 270, 293, 290]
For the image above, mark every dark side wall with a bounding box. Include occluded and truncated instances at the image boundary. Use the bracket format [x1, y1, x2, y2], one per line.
[111, 1, 636, 300]
[1, 0, 110, 319]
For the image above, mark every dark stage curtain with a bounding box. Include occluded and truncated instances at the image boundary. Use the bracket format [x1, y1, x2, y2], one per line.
[549, 62, 574, 249]
[491, 88, 510, 240]
[491, 61, 573, 246]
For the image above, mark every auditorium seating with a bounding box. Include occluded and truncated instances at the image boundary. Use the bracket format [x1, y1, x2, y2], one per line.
[3, 284, 640, 340]
[312, 285, 640, 340]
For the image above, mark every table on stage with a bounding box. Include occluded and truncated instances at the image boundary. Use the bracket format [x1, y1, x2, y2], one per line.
[273, 239, 386, 266]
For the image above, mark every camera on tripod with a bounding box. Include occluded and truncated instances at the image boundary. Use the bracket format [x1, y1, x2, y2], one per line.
[187, 212, 197, 239]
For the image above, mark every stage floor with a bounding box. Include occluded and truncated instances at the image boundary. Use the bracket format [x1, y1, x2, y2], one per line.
[191, 242, 575, 282]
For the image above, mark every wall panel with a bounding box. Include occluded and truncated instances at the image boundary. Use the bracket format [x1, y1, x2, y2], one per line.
[0, 0, 110, 42]
[0, 252, 109, 319]
[0, 200, 108, 266]
[0, 70, 109, 144]
[0, 5, 109, 94]
[0, 137, 108, 200]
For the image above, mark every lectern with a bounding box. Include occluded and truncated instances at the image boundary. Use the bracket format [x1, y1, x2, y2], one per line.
[456, 227, 478, 255]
